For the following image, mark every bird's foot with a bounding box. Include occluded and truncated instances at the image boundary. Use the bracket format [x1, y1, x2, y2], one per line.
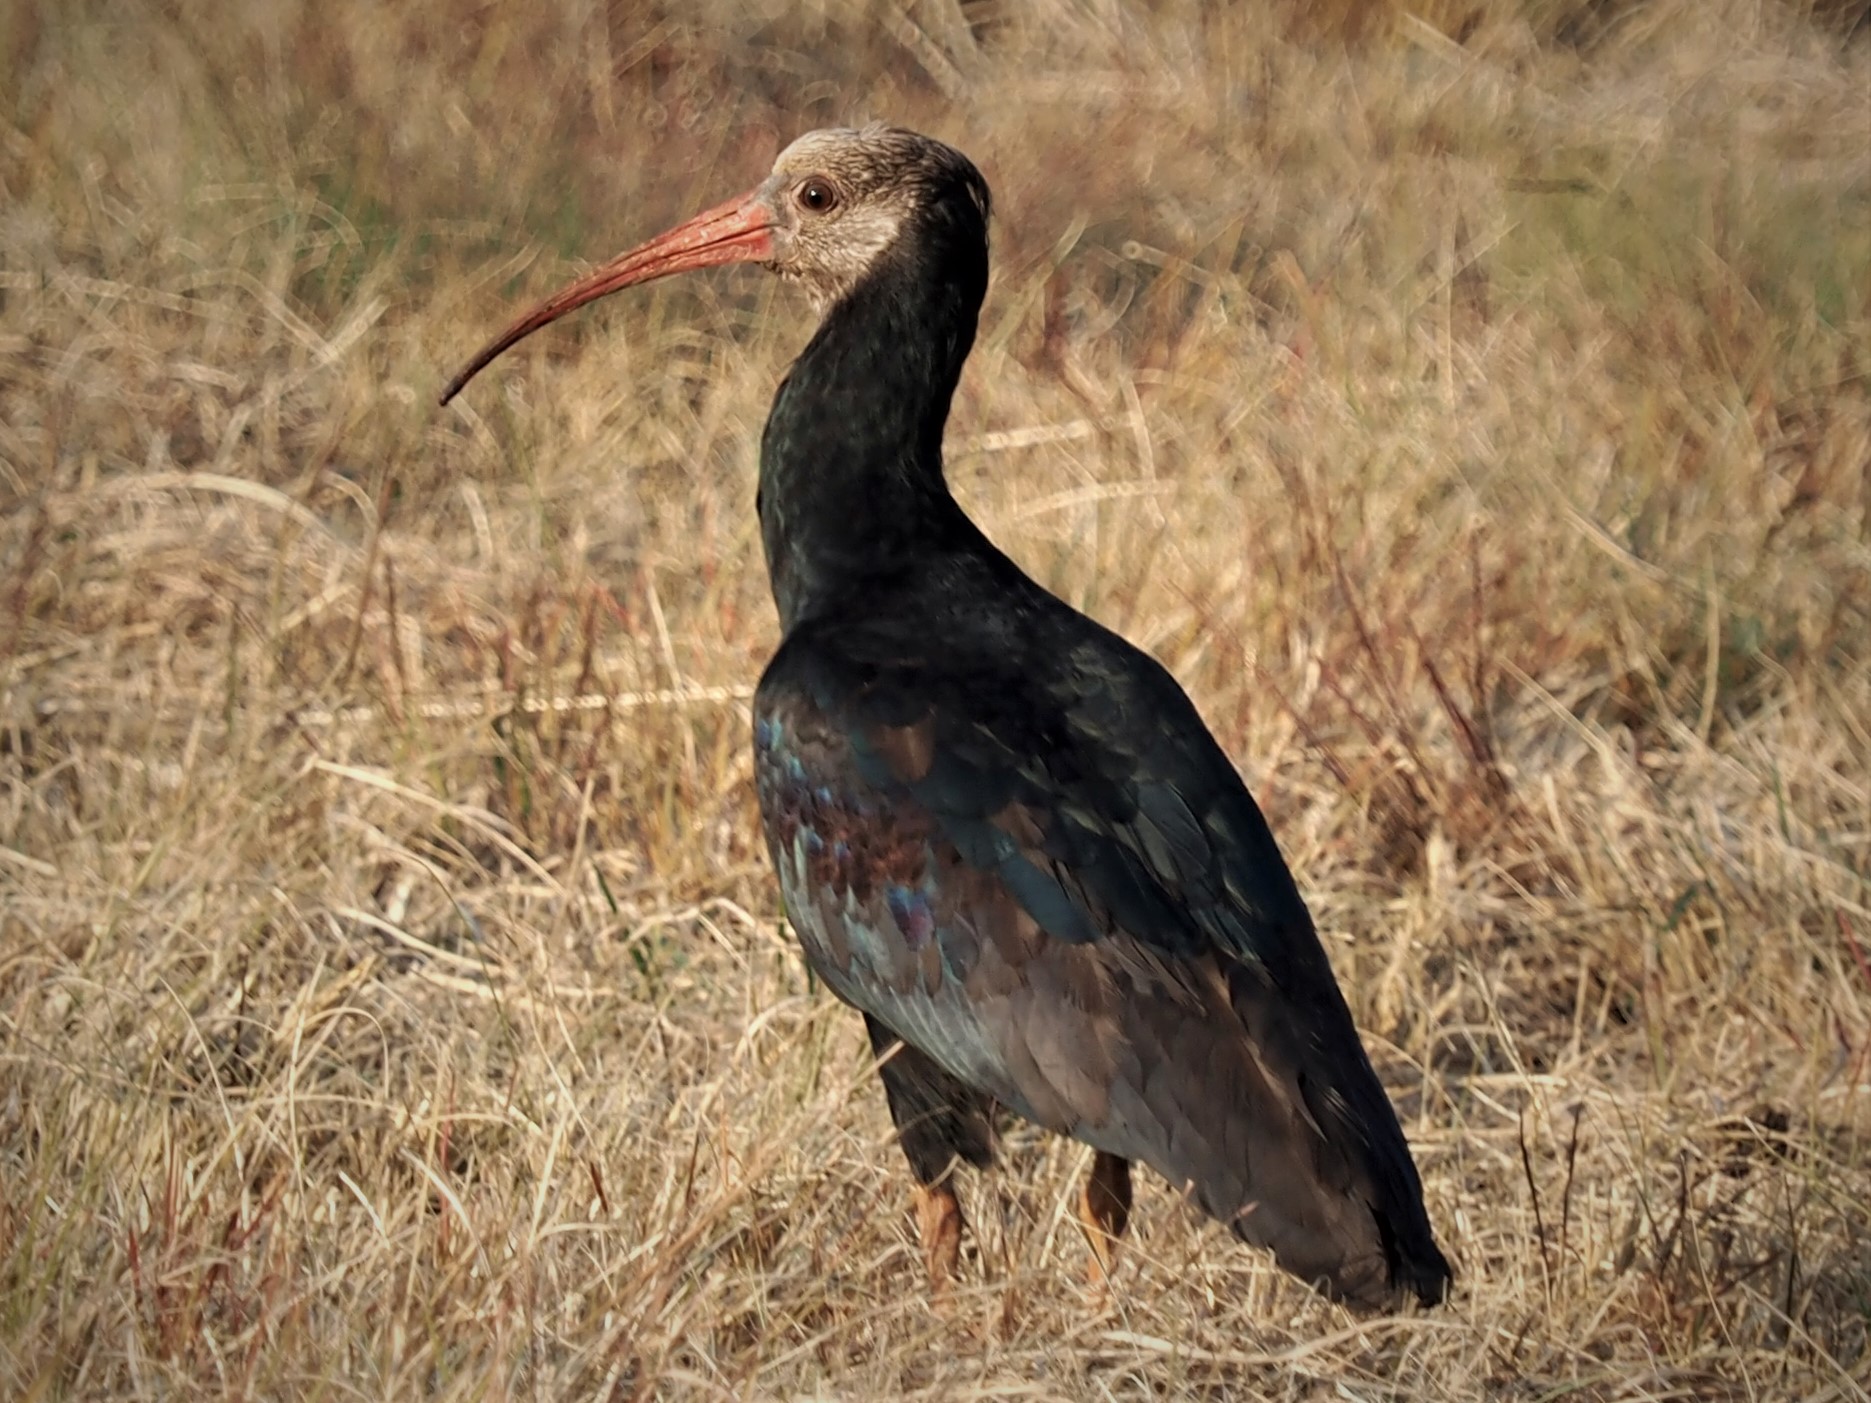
[1078, 1151, 1132, 1299]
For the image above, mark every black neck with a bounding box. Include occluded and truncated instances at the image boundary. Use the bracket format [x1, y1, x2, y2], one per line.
[757, 222, 988, 631]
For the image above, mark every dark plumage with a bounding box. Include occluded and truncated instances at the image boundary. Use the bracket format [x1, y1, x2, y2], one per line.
[443, 124, 1452, 1311]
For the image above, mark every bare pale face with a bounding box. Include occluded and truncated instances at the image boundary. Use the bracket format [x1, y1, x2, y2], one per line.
[753, 127, 932, 310]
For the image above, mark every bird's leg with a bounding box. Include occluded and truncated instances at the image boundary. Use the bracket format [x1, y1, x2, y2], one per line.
[1078, 1151, 1132, 1291]
[865, 1015, 994, 1298]
[913, 1179, 964, 1290]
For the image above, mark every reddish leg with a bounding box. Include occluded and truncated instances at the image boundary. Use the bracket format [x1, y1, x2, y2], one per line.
[914, 1180, 964, 1291]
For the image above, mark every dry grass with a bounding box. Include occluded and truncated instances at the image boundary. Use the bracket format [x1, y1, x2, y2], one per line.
[4, 0, 1870, 1397]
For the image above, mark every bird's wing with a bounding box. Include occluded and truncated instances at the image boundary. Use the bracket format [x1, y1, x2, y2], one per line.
[753, 611, 1447, 1306]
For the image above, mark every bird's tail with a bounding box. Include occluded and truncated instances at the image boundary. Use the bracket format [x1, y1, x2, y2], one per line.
[1226, 957, 1453, 1311]
[1108, 952, 1452, 1311]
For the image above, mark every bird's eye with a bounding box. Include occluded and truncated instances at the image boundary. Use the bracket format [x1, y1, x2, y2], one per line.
[796, 179, 839, 214]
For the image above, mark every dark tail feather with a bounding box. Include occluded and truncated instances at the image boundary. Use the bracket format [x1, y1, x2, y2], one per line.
[1217, 958, 1453, 1312]
[1293, 1041, 1453, 1311]
[1373, 1198, 1454, 1308]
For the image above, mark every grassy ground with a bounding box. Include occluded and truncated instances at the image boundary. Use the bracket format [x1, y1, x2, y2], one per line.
[3, 0, 1869, 1397]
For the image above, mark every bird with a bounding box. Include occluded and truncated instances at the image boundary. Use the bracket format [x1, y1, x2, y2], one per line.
[442, 125, 1452, 1312]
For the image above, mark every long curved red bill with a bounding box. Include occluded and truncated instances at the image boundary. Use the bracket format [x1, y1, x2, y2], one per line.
[440, 189, 774, 405]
